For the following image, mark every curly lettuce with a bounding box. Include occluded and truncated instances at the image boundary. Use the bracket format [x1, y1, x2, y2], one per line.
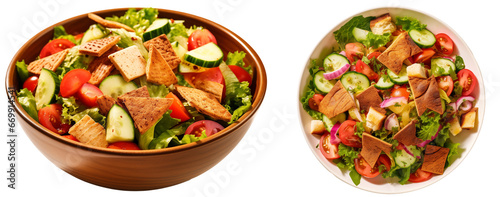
[220, 62, 253, 124]
[56, 96, 105, 126]
[333, 15, 375, 50]
[105, 8, 158, 36]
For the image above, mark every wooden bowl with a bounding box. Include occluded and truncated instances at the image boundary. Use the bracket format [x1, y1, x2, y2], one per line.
[5, 8, 266, 191]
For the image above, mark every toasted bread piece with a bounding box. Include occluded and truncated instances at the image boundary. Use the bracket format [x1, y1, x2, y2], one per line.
[121, 97, 173, 134]
[360, 133, 393, 168]
[318, 81, 356, 118]
[96, 95, 117, 116]
[393, 120, 423, 146]
[407, 63, 427, 78]
[79, 36, 120, 57]
[421, 145, 450, 175]
[116, 86, 150, 111]
[414, 76, 443, 116]
[87, 46, 121, 85]
[88, 13, 134, 32]
[409, 76, 431, 98]
[377, 32, 422, 74]
[370, 13, 396, 35]
[356, 85, 385, 114]
[143, 34, 181, 70]
[68, 115, 108, 148]
[108, 45, 146, 82]
[27, 49, 69, 74]
[176, 85, 232, 122]
[194, 80, 224, 103]
[146, 46, 178, 86]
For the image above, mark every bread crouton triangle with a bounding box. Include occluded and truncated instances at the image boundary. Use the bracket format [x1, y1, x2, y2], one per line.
[176, 85, 232, 122]
[27, 49, 69, 74]
[143, 34, 181, 70]
[79, 36, 120, 57]
[422, 145, 450, 175]
[121, 97, 173, 134]
[412, 76, 444, 116]
[146, 46, 178, 86]
[377, 32, 422, 74]
[393, 120, 423, 146]
[360, 133, 393, 168]
[318, 80, 356, 118]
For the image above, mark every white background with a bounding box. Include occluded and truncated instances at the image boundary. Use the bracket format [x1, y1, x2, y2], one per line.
[1, 0, 499, 196]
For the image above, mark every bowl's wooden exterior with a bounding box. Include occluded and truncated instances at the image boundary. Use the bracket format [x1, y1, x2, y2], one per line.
[6, 8, 266, 190]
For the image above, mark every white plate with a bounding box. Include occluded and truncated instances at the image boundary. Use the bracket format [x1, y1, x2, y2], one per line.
[297, 7, 485, 194]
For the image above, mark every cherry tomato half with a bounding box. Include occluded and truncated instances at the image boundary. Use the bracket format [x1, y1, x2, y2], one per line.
[457, 69, 477, 96]
[108, 142, 141, 150]
[38, 104, 70, 134]
[435, 33, 454, 55]
[229, 65, 252, 86]
[355, 156, 380, 178]
[60, 69, 91, 97]
[345, 42, 365, 63]
[413, 48, 436, 64]
[437, 76, 454, 96]
[23, 76, 39, 94]
[408, 168, 433, 183]
[376, 154, 392, 172]
[166, 92, 191, 122]
[308, 94, 324, 111]
[367, 52, 381, 60]
[62, 135, 79, 142]
[391, 85, 410, 100]
[355, 60, 379, 81]
[75, 83, 103, 107]
[187, 29, 217, 51]
[320, 132, 340, 160]
[185, 120, 225, 137]
[39, 38, 75, 58]
[338, 120, 362, 148]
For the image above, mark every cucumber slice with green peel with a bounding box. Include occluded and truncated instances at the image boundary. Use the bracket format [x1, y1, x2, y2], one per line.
[313, 71, 335, 94]
[387, 65, 409, 85]
[99, 75, 138, 99]
[178, 59, 210, 73]
[35, 68, 60, 110]
[322, 113, 347, 132]
[106, 104, 135, 143]
[431, 58, 456, 76]
[184, 42, 223, 68]
[171, 41, 187, 60]
[409, 29, 436, 48]
[352, 27, 369, 42]
[394, 145, 421, 168]
[323, 53, 350, 73]
[340, 71, 370, 93]
[81, 24, 107, 44]
[374, 75, 395, 90]
[143, 18, 171, 41]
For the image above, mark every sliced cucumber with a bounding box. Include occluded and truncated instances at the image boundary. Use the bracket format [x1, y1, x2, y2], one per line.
[322, 113, 347, 132]
[323, 53, 350, 73]
[35, 68, 60, 110]
[313, 71, 335, 94]
[99, 75, 138, 99]
[171, 41, 187, 59]
[143, 18, 171, 41]
[106, 104, 135, 143]
[431, 58, 456, 76]
[81, 24, 107, 44]
[408, 29, 436, 48]
[388, 65, 409, 85]
[352, 27, 369, 42]
[178, 59, 210, 73]
[394, 145, 421, 168]
[374, 75, 394, 90]
[340, 71, 370, 93]
[185, 42, 223, 68]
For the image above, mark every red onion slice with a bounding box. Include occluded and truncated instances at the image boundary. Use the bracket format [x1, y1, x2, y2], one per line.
[417, 125, 442, 147]
[330, 123, 342, 145]
[459, 100, 473, 111]
[449, 102, 457, 112]
[441, 56, 455, 62]
[339, 51, 347, 57]
[455, 96, 475, 112]
[323, 63, 350, 80]
[384, 113, 400, 131]
[380, 97, 408, 108]
[401, 144, 415, 157]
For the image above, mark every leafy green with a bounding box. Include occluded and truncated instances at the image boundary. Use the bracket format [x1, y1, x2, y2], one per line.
[444, 140, 462, 168]
[16, 60, 29, 83]
[355, 121, 365, 138]
[416, 111, 441, 140]
[226, 51, 253, 78]
[154, 110, 181, 137]
[361, 32, 391, 49]
[57, 96, 106, 126]
[349, 170, 362, 186]
[395, 16, 427, 31]
[109, 28, 149, 59]
[336, 143, 359, 171]
[17, 88, 38, 121]
[175, 73, 192, 87]
[139, 120, 157, 150]
[105, 8, 158, 36]
[137, 76, 169, 98]
[56, 47, 93, 80]
[434, 123, 451, 147]
[300, 59, 324, 120]
[455, 56, 465, 71]
[180, 131, 208, 144]
[167, 22, 189, 41]
[53, 25, 79, 45]
[333, 15, 375, 50]
[220, 62, 253, 124]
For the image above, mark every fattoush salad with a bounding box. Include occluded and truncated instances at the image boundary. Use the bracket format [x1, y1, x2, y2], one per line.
[301, 14, 479, 185]
[16, 8, 254, 150]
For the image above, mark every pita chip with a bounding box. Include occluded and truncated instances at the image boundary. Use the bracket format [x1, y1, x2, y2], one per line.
[108, 45, 146, 82]
[143, 34, 181, 70]
[408, 76, 431, 99]
[68, 115, 108, 148]
[96, 95, 117, 116]
[121, 97, 173, 134]
[79, 36, 120, 57]
[413, 76, 443, 116]
[356, 85, 385, 114]
[393, 120, 423, 146]
[194, 80, 224, 103]
[146, 46, 178, 86]
[27, 49, 69, 74]
[377, 32, 422, 74]
[360, 133, 393, 168]
[318, 81, 356, 118]
[421, 145, 450, 175]
[87, 46, 120, 85]
[176, 85, 232, 122]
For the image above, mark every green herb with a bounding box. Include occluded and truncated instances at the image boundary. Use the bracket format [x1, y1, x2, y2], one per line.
[334, 15, 375, 50]
[349, 170, 362, 186]
[395, 16, 427, 31]
[416, 111, 441, 141]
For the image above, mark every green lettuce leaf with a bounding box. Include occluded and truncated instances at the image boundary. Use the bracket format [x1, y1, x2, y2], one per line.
[57, 96, 105, 126]
[220, 62, 253, 124]
[17, 88, 38, 121]
[226, 51, 253, 78]
[416, 111, 441, 140]
[16, 60, 29, 83]
[56, 47, 93, 80]
[167, 22, 189, 42]
[444, 140, 462, 168]
[175, 73, 192, 87]
[333, 15, 375, 50]
[395, 16, 427, 31]
[361, 32, 391, 49]
[336, 143, 360, 171]
[108, 28, 149, 60]
[137, 76, 169, 98]
[105, 8, 158, 36]
[139, 120, 157, 150]
[53, 25, 79, 45]
[300, 59, 323, 120]
[154, 110, 181, 137]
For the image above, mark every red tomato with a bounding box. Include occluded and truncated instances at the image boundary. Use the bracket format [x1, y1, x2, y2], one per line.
[74, 33, 84, 41]
[193, 67, 224, 85]
[166, 92, 191, 122]
[392, 29, 405, 36]
[457, 69, 477, 96]
[355, 60, 379, 81]
[408, 168, 433, 183]
[39, 38, 75, 58]
[38, 104, 70, 134]
[338, 120, 362, 148]
[185, 120, 224, 137]
[437, 76, 454, 96]
[391, 86, 410, 100]
[345, 43, 365, 63]
[367, 52, 381, 60]
[413, 48, 436, 64]
[320, 133, 340, 160]
[23, 76, 39, 94]
[108, 142, 141, 150]
[75, 83, 103, 107]
[376, 154, 392, 172]
[308, 94, 324, 111]
[62, 135, 79, 142]
[355, 156, 380, 178]
[435, 33, 454, 55]
[60, 69, 91, 97]
[187, 29, 217, 51]
[229, 65, 252, 86]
